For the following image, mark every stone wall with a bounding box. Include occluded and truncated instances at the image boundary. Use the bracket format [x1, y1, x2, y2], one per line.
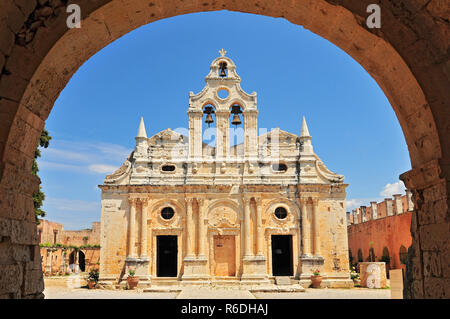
[37, 220, 100, 246]
[0, 0, 448, 299]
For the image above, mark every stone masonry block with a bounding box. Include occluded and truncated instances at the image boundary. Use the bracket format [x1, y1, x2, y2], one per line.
[419, 222, 450, 251]
[422, 251, 442, 278]
[0, 263, 23, 295]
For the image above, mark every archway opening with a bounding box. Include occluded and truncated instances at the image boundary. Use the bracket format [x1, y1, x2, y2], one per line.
[0, 2, 446, 300]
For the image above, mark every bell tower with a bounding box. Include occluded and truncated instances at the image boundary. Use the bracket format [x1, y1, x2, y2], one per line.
[188, 49, 259, 161]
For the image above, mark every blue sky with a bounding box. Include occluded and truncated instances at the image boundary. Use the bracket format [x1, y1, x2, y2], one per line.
[38, 11, 411, 229]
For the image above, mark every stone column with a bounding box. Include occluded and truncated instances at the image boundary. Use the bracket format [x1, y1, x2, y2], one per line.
[385, 198, 394, 216]
[140, 199, 148, 258]
[128, 198, 137, 258]
[406, 189, 414, 211]
[188, 111, 203, 160]
[185, 198, 195, 257]
[370, 202, 378, 220]
[312, 199, 321, 257]
[244, 110, 258, 159]
[301, 199, 311, 256]
[197, 198, 207, 257]
[255, 198, 263, 256]
[215, 111, 229, 159]
[393, 194, 403, 215]
[243, 197, 252, 257]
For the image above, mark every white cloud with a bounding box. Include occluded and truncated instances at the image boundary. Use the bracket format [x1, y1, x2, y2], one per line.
[44, 197, 100, 213]
[88, 164, 117, 174]
[346, 180, 406, 212]
[38, 139, 132, 175]
[42, 197, 101, 230]
[379, 181, 406, 197]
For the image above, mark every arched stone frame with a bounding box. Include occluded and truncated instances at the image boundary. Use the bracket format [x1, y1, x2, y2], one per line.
[264, 226, 300, 279]
[151, 227, 184, 280]
[200, 101, 218, 156]
[263, 198, 301, 278]
[149, 198, 185, 279]
[0, 0, 447, 298]
[204, 198, 242, 278]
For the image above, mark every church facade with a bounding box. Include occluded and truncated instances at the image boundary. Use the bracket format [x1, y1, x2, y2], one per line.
[99, 50, 352, 287]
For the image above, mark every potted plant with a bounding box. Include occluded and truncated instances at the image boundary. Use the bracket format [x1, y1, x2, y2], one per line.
[311, 269, 322, 288]
[350, 266, 360, 286]
[127, 268, 139, 290]
[87, 269, 99, 289]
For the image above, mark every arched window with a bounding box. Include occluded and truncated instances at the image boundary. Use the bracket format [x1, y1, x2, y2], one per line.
[161, 207, 175, 220]
[357, 249, 363, 262]
[202, 104, 216, 151]
[380, 246, 391, 266]
[219, 61, 228, 77]
[229, 104, 244, 155]
[369, 247, 376, 262]
[399, 245, 408, 265]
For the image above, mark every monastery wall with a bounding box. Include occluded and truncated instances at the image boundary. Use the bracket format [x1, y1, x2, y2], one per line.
[347, 193, 413, 272]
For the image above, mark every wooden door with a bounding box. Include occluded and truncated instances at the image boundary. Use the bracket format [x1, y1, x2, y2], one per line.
[214, 235, 236, 276]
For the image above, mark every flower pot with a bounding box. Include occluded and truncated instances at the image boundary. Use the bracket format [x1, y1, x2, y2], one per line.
[127, 276, 139, 290]
[87, 281, 96, 289]
[311, 275, 323, 288]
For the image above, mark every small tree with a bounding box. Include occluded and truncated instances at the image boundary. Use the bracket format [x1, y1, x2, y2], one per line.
[33, 128, 52, 224]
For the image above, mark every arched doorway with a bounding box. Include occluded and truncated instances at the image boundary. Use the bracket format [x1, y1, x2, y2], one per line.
[0, 1, 447, 299]
[381, 247, 391, 277]
[78, 251, 86, 272]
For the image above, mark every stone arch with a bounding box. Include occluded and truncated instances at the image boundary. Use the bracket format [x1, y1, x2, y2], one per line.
[205, 198, 242, 223]
[399, 245, 408, 265]
[150, 198, 185, 223]
[357, 249, 364, 263]
[0, 0, 447, 299]
[264, 198, 300, 220]
[78, 250, 85, 272]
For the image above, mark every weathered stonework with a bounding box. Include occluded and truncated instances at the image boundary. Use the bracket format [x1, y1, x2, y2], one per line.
[0, 0, 448, 299]
[99, 53, 352, 288]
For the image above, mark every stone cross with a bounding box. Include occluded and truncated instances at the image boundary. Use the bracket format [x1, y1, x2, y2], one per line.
[219, 48, 227, 57]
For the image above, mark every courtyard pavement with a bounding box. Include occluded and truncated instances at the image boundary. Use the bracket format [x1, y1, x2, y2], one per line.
[43, 277, 390, 299]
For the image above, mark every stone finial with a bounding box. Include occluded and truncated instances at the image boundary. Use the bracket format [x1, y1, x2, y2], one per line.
[219, 48, 227, 57]
[300, 116, 311, 138]
[136, 117, 147, 138]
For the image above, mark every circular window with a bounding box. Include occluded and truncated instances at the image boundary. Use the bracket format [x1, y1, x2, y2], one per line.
[274, 207, 288, 219]
[161, 207, 175, 220]
[217, 89, 229, 99]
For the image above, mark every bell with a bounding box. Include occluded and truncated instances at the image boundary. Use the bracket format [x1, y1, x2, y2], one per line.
[231, 114, 242, 126]
[219, 62, 227, 77]
[205, 113, 214, 126]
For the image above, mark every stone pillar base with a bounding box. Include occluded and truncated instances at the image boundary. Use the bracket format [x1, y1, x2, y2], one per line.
[299, 255, 324, 279]
[240, 255, 270, 285]
[181, 256, 210, 284]
[125, 256, 151, 280]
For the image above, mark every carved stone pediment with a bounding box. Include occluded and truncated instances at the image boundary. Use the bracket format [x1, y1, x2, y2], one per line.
[104, 160, 131, 183]
[208, 206, 238, 228]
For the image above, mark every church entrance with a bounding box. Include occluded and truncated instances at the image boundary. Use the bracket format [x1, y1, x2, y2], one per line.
[157, 235, 178, 277]
[213, 235, 236, 276]
[271, 235, 293, 276]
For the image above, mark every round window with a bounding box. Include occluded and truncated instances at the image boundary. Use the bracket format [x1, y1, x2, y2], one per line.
[161, 207, 175, 220]
[274, 207, 288, 219]
[217, 89, 229, 99]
